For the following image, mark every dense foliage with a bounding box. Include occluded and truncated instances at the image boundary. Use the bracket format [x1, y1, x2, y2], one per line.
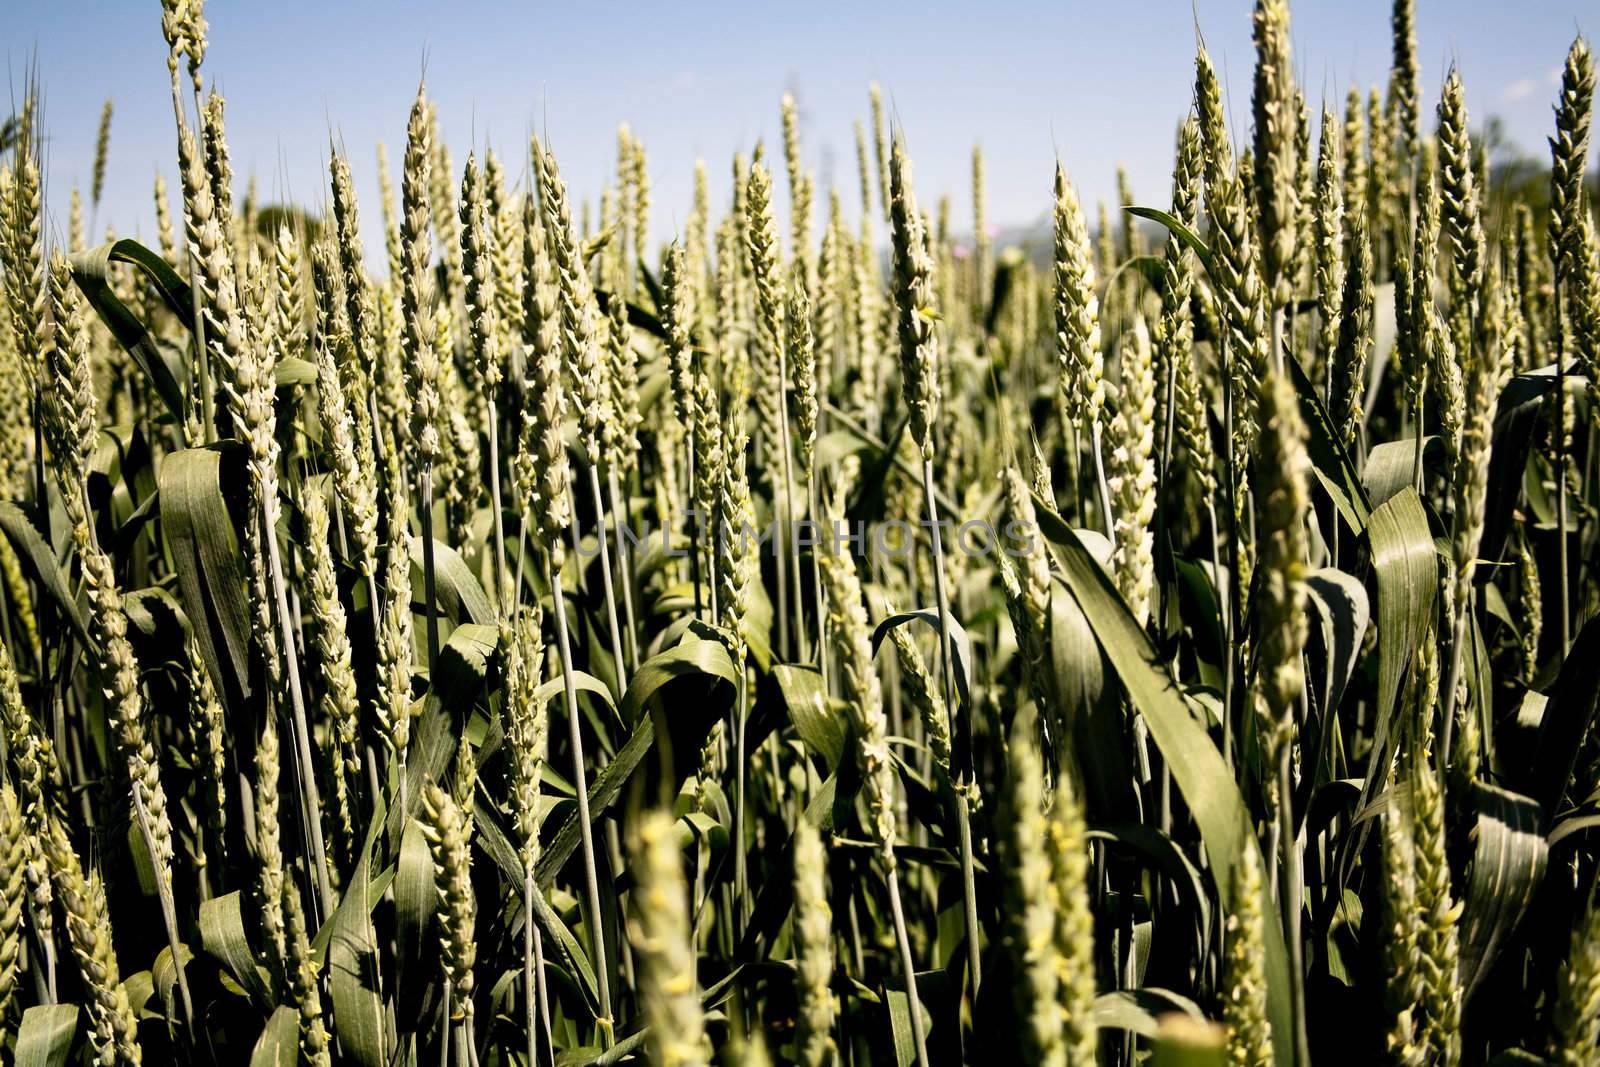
[0, 1, 1598, 1064]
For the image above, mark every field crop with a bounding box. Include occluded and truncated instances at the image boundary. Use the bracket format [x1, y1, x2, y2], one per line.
[0, 0, 1598, 1064]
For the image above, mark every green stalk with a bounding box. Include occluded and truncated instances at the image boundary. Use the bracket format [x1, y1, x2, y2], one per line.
[773, 435, 792, 662]
[1090, 420, 1116, 550]
[734, 667, 750, 929]
[1555, 275, 1572, 653]
[687, 439, 703, 618]
[810, 475, 829, 694]
[420, 469, 441, 678]
[488, 402, 508, 613]
[132, 781, 194, 1034]
[921, 457, 981, 995]
[166, 71, 213, 443]
[587, 464, 629, 691]
[262, 489, 334, 916]
[886, 867, 931, 1067]
[522, 874, 555, 1067]
[1279, 748, 1310, 1067]
[547, 551, 614, 1047]
[779, 409, 805, 663]
[606, 467, 640, 673]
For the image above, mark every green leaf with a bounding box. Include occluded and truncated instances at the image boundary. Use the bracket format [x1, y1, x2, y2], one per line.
[436, 621, 499, 709]
[1088, 826, 1212, 955]
[85, 237, 196, 326]
[1147, 1014, 1227, 1066]
[774, 663, 843, 771]
[1359, 489, 1438, 811]
[869, 609, 972, 717]
[395, 817, 434, 988]
[273, 356, 317, 387]
[530, 883, 603, 1015]
[0, 502, 92, 650]
[1483, 372, 1558, 565]
[199, 891, 269, 1004]
[1093, 987, 1208, 1036]
[538, 632, 736, 891]
[324, 793, 391, 1067]
[1288, 351, 1371, 536]
[1030, 490, 1293, 1067]
[409, 537, 494, 626]
[1049, 544, 1136, 821]
[1303, 568, 1370, 716]
[15, 1003, 79, 1067]
[1528, 612, 1600, 818]
[69, 241, 189, 423]
[617, 629, 739, 725]
[249, 1005, 301, 1067]
[1460, 783, 1547, 1002]
[1125, 206, 1213, 273]
[1362, 437, 1435, 508]
[735, 778, 842, 959]
[152, 943, 195, 1025]
[159, 445, 255, 714]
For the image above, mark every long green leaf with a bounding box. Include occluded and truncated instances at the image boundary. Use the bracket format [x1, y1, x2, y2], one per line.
[409, 537, 494, 627]
[199, 891, 269, 1004]
[159, 445, 254, 714]
[1303, 568, 1370, 717]
[539, 632, 736, 889]
[774, 663, 843, 771]
[0, 502, 91, 650]
[249, 1005, 300, 1067]
[1460, 783, 1547, 1001]
[1361, 489, 1437, 797]
[15, 1004, 78, 1067]
[1288, 351, 1372, 536]
[1125, 206, 1213, 274]
[325, 793, 391, 1067]
[1030, 490, 1292, 1066]
[69, 241, 188, 423]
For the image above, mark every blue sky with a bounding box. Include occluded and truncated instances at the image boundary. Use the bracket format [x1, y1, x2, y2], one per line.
[11, 1, 1594, 263]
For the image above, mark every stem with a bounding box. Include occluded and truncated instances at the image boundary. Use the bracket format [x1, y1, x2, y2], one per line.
[1439, 595, 1470, 773]
[886, 866, 931, 1067]
[607, 467, 641, 673]
[781, 436, 804, 664]
[1090, 420, 1116, 551]
[773, 442, 792, 663]
[488, 401, 508, 613]
[734, 667, 750, 930]
[687, 437, 702, 618]
[132, 785, 194, 1034]
[1278, 749, 1310, 1067]
[262, 492, 334, 916]
[776, 340, 797, 662]
[810, 475, 829, 695]
[1555, 275, 1572, 653]
[36, 926, 56, 1003]
[1208, 497, 1232, 770]
[523, 874, 539, 1067]
[921, 457, 980, 995]
[168, 72, 214, 445]
[548, 554, 614, 1046]
[586, 464, 629, 692]
[419, 469, 441, 679]
[439, 979, 451, 1067]
[533, 920, 554, 1067]
[1412, 392, 1426, 493]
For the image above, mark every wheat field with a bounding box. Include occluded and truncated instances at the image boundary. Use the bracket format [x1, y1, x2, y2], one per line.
[0, 0, 1597, 1064]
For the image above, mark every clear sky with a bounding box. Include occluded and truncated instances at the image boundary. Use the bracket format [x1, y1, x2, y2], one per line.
[10, 1, 1595, 263]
